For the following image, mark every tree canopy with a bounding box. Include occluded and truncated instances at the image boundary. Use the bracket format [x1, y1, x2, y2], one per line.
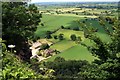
[79, 16, 120, 79]
[2, 2, 42, 61]
[2, 2, 41, 38]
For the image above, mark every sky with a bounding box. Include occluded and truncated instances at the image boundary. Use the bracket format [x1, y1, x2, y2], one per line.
[31, 0, 119, 3]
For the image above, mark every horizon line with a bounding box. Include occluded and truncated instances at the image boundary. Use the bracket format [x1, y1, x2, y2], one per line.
[30, 1, 119, 3]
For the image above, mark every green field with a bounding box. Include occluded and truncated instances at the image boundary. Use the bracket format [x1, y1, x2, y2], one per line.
[51, 29, 84, 40]
[35, 9, 113, 62]
[48, 45, 97, 62]
[50, 40, 76, 52]
[35, 14, 84, 37]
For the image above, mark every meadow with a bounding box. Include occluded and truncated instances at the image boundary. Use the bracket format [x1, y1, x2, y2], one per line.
[48, 45, 97, 62]
[35, 14, 82, 37]
[35, 3, 116, 62]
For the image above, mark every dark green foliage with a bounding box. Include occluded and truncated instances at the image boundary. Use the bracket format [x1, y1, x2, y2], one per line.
[76, 13, 78, 15]
[80, 17, 120, 79]
[61, 25, 64, 29]
[73, 27, 80, 31]
[2, 2, 42, 61]
[58, 34, 64, 40]
[30, 57, 39, 65]
[2, 2, 41, 37]
[82, 21, 85, 23]
[76, 36, 82, 44]
[2, 41, 54, 79]
[53, 35, 58, 39]
[54, 57, 65, 62]
[41, 23, 44, 26]
[105, 16, 114, 24]
[70, 34, 77, 41]
[77, 36, 82, 41]
[40, 43, 50, 50]
[54, 49, 60, 54]
[45, 31, 52, 39]
[33, 36, 40, 42]
[44, 57, 88, 79]
[2, 33, 32, 61]
[79, 59, 120, 80]
[66, 27, 70, 29]
[84, 31, 89, 38]
[2, 48, 43, 79]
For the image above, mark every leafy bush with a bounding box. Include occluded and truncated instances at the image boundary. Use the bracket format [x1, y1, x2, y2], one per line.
[41, 43, 50, 50]
[53, 35, 58, 39]
[70, 34, 77, 41]
[2, 51, 44, 79]
[45, 31, 52, 39]
[41, 23, 44, 26]
[58, 34, 64, 40]
[61, 25, 64, 29]
[44, 57, 88, 79]
[73, 27, 80, 31]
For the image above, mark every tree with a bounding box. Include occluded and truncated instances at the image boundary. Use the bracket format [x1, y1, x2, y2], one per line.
[54, 57, 65, 62]
[76, 36, 82, 44]
[41, 23, 44, 26]
[44, 57, 88, 79]
[76, 13, 78, 15]
[53, 35, 58, 39]
[79, 17, 120, 79]
[2, 3, 41, 38]
[77, 36, 82, 41]
[2, 2, 42, 61]
[73, 27, 80, 31]
[58, 34, 64, 40]
[61, 25, 64, 29]
[41, 43, 50, 50]
[45, 31, 52, 39]
[70, 34, 77, 41]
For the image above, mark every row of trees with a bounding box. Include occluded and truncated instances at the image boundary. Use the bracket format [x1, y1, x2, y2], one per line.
[61, 25, 80, 31]
[46, 32, 82, 42]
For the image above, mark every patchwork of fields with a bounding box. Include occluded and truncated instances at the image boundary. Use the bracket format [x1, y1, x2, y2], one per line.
[35, 7, 115, 62]
[35, 14, 82, 37]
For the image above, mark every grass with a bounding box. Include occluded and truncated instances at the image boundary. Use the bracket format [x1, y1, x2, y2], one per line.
[50, 40, 76, 52]
[50, 29, 85, 51]
[48, 45, 97, 62]
[35, 9, 113, 62]
[46, 17, 112, 62]
[83, 19, 112, 42]
[52, 29, 84, 40]
[35, 14, 84, 37]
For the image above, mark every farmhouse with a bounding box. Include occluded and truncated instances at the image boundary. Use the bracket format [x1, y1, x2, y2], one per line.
[30, 41, 42, 59]
[30, 40, 55, 61]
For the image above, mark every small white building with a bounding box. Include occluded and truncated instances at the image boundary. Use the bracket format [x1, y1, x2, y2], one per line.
[30, 41, 42, 59]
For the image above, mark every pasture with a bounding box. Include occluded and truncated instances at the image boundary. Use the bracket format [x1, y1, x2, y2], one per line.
[35, 14, 82, 37]
[35, 6, 114, 62]
[51, 29, 84, 40]
[48, 45, 97, 62]
[50, 40, 76, 52]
